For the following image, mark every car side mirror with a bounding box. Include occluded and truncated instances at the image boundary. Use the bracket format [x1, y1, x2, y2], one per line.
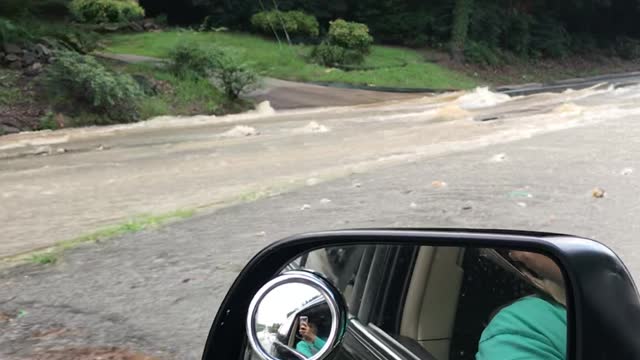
[203, 229, 640, 360]
[246, 270, 347, 360]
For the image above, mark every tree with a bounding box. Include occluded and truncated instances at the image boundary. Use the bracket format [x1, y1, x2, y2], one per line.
[449, 0, 473, 62]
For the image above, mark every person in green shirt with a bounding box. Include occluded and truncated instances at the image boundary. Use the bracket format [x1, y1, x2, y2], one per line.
[476, 251, 567, 360]
[296, 321, 326, 357]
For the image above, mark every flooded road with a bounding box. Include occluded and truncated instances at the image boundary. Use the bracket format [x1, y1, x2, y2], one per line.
[2, 82, 640, 360]
[2, 84, 640, 257]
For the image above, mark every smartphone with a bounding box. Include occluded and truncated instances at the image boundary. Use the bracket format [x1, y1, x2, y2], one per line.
[479, 248, 544, 290]
[299, 316, 308, 326]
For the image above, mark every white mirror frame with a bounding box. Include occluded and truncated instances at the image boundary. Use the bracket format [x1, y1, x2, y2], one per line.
[246, 270, 346, 360]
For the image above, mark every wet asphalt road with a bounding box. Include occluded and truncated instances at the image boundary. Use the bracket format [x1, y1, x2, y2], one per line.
[2, 104, 640, 359]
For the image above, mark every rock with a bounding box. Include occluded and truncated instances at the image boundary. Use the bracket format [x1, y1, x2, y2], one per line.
[5, 53, 19, 62]
[621, 167, 633, 176]
[592, 187, 606, 198]
[8, 61, 22, 70]
[23, 52, 36, 66]
[24, 62, 43, 77]
[129, 22, 144, 32]
[143, 21, 156, 30]
[3, 43, 21, 54]
[34, 44, 51, 57]
[0, 124, 20, 135]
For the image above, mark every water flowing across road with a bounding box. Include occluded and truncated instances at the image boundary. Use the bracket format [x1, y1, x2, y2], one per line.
[2, 84, 639, 257]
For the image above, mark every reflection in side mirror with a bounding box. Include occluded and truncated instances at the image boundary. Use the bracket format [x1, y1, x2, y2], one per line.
[284, 245, 567, 360]
[246, 270, 347, 360]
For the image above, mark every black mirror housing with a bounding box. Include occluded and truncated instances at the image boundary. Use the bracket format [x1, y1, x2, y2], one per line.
[203, 229, 640, 360]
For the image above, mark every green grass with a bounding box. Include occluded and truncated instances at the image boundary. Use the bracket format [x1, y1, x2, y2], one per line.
[104, 30, 477, 90]
[23, 209, 196, 265]
[104, 60, 233, 118]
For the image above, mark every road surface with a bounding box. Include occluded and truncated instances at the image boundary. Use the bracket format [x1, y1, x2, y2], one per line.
[2, 84, 640, 359]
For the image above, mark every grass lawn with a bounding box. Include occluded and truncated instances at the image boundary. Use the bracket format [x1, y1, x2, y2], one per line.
[103, 30, 478, 90]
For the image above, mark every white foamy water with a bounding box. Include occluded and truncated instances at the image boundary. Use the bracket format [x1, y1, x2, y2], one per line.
[457, 87, 511, 109]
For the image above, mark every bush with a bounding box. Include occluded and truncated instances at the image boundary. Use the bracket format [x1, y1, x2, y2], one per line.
[69, 0, 144, 24]
[310, 41, 365, 67]
[287, 11, 319, 38]
[327, 19, 373, 54]
[464, 41, 502, 66]
[44, 51, 143, 123]
[168, 42, 222, 78]
[614, 36, 640, 60]
[167, 43, 257, 100]
[311, 19, 372, 67]
[212, 54, 258, 99]
[0, 17, 32, 45]
[250, 10, 319, 38]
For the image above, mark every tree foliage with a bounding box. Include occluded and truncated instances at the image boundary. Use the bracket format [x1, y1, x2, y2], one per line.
[138, 0, 640, 62]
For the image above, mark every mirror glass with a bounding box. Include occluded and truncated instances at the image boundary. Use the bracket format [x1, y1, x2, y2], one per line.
[247, 245, 567, 360]
[255, 283, 329, 359]
[247, 271, 343, 360]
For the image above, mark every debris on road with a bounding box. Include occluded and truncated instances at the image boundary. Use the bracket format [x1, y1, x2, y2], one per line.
[431, 180, 447, 188]
[621, 167, 634, 176]
[300, 204, 311, 210]
[296, 121, 330, 133]
[592, 187, 606, 198]
[462, 205, 473, 210]
[517, 202, 527, 208]
[489, 153, 507, 162]
[256, 231, 266, 236]
[509, 190, 533, 199]
[352, 182, 362, 188]
[222, 125, 259, 137]
[320, 198, 332, 204]
[410, 202, 418, 209]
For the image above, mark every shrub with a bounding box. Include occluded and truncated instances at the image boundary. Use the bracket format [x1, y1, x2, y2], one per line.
[312, 19, 372, 67]
[211, 53, 258, 99]
[167, 43, 257, 99]
[69, 0, 144, 24]
[287, 11, 319, 38]
[250, 10, 319, 38]
[44, 51, 143, 123]
[327, 19, 373, 54]
[310, 41, 364, 67]
[168, 42, 222, 78]
[614, 36, 640, 60]
[464, 41, 502, 66]
[0, 17, 32, 45]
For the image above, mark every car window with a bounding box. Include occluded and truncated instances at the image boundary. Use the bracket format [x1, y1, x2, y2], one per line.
[251, 244, 566, 360]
